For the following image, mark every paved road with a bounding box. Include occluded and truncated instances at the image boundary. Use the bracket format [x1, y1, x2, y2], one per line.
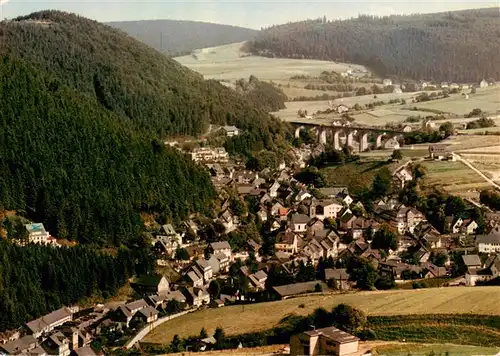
[455, 153, 500, 190]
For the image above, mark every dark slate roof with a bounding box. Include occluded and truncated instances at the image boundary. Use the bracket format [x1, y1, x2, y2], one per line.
[272, 281, 327, 297]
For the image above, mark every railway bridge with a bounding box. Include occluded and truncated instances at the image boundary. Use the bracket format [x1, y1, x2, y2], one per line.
[290, 120, 405, 152]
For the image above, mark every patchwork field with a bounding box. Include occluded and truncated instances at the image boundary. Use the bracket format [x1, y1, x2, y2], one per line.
[144, 287, 500, 345]
[175, 42, 368, 82]
[411, 86, 500, 116]
[372, 343, 500, 356]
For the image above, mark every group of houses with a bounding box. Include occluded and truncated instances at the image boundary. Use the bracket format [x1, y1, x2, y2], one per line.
[0, 306, 101, 356]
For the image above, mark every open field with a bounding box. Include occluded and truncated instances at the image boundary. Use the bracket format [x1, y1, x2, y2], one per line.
[175, 42, 368, 82]
[144, 287, 500, 344]
[420, 160, 493, 197]
[372, 343, 500, 356]
[410, 86, 500, 116]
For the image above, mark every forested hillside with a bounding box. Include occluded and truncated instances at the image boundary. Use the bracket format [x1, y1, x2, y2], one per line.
[108, 19, 258, 56]
[246, 8, 500, 82]
[0, 241, 154, 330]
[0, 11, 286, 245]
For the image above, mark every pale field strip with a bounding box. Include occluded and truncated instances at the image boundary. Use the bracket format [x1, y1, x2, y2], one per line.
[144, 287, 500, 344]
[175, 42, 368, 82]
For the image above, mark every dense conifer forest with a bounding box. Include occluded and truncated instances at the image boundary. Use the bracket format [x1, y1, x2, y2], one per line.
[246, 8, 500, 82]
[108, 19, 258, 56]
[0, 11, 288, 245]
[0, 241, 154, 330]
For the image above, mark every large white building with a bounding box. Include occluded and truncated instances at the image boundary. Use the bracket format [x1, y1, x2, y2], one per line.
[476, 227, 500, 253]
[25, 223, 52, 245]
[191, 147, 229, 163]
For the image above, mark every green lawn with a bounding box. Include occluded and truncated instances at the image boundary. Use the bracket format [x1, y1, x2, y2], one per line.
[372, 343, 500, 356]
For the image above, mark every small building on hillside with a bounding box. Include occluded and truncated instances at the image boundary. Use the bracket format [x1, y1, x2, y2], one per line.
[476, 227, 500, 253]
[220, 126, 240, 137]
[290, 326, 359, 356]
[428, 144, 446, 159]
[272, 281, 328, 300]
[480, 79, 489, 88]
[131, 275, 170, 295]
[25, 223, 52, 245]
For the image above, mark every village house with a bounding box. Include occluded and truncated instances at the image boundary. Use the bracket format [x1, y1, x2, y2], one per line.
[147, 291, 187, 309]
[324, 268, 351, 290]
[131, 275, 170, 295]
[220, 125, 240, 137]
[402, 125, 413, 133]
[350, 217, 380, 240]
[234, 170, 259, 185]
[476, 227, 500, 253]
[182, 287, 210, 307]
[269, 181, 281, 198]
[210, 241, 232, 261]
[218, 209, 237, 233]
[383, 137, 400, 150]
[26, 308, 73, 339]
[318, 186, 349, 199]
[296, 189, 312, 202]
[153, 224, 183, 256]
[41, 332, 71, 356]
[391, 166, 413, 190]
[132, 306, 159, 324]
[340, 213, 357, 231]
[383, 78, 393, 86]
[272, 281, 328, 300]
[302, 238, 325, 264]
[312, 200, 344, 220]
[25, 223, 53, 246]
[460, 219, 479, 235]
[257, 207, 268, 222]
[290, 326, 359, 356]
[248, 270, 268, 291]
[275, 231, 300, 255]
[428, 144, 447, 160]
[289, 214, 311, 233]
[191, 147, 229, 163]
[465, 254, 500, 286]
[480, 79, 489, 88]
[307, 218, 325, 234]
[1, 335, 40, 355]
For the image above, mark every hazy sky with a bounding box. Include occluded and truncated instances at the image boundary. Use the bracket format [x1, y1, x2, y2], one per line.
[1, 0, 498, 28]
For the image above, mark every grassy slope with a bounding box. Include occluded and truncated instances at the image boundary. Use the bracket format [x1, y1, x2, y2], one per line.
[144, 287, 500, 344]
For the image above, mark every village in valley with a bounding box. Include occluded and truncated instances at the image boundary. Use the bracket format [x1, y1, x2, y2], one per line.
[3, 107, 500, 355]
[1, 13, 500, 356]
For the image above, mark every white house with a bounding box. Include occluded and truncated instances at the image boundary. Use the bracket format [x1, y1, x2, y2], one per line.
[313, 201, 344, 220]
[480, 79, 489, 88]
[210, 241, 232, 261]
[25, 223, 51, 245]
[296, 190, 312, 202]
[221, 126, 240, 137]
[383, 79, 393, 86]
[289, 214, 310, 233]
[384, 137, 400, 150]
[476, 227, 500, 253]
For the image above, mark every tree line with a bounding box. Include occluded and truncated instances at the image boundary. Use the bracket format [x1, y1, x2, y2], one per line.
[0, 241, 154, 331]
[245, 9, 500, 82]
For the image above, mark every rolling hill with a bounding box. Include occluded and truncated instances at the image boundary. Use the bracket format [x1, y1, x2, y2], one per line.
[107, 19, 258, 56]
[0, 10, 285, 245]
[245, 8, 500, 82]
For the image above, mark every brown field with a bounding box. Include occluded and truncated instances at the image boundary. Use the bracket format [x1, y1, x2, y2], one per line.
[144, 287, 500, 345]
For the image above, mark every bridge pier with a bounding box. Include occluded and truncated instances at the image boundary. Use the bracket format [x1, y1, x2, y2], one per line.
[359, 132, 369, 152]
[294, 126, 304, 138]
[332, 130, 342, 150]
[318, 129, 327, 145]
[346, 131, 354, 149]
[375, 134, 385, 149]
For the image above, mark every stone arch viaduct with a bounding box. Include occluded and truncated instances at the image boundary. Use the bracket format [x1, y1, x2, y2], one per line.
[291, 121, 404, 152]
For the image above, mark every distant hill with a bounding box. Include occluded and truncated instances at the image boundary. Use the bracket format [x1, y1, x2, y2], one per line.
[108, 19, 258, 56]
[0, 10, 286, 246]
[245, 8, 500, 82]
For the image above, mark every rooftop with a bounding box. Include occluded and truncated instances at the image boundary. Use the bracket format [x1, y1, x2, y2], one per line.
[476, 228, 500, 245]
[305, 326, 360, 344]
[462, 254, 482, 267]
[291, 213, 311, 224]
[210, 241, 231, 250]
[26, 307, 72, 334]
[272, 281, 327, 298]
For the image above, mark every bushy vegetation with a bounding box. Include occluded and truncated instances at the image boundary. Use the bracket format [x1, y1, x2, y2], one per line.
[466, 117, 496, 129]
[0, 241, 154, 331]
[246, 9, 500, 81]
[479, 189, 500, 211]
